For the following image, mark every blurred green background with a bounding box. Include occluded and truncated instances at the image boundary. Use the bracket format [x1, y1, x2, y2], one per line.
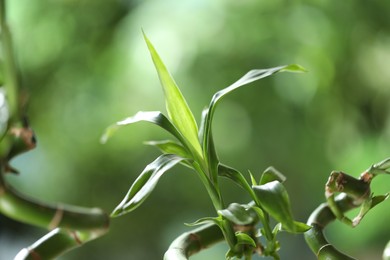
[1, 0, 390, 259]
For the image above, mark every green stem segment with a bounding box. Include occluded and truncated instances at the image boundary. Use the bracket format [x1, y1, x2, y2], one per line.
[14, 227, 103, 260]
[305, 167, 388, 259]
[164, 203, 278, 259]
[164, 223, 224, 260]
[305, 194, 357, 260]
[0, 166, 109, 259]
[0, 1, 109, 258]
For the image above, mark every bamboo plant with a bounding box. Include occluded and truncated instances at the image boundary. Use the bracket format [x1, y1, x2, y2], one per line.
[1, 0, 390, 258]
[103, 34, 390, 259]
[305, 159, 390, 259]
[0, 1, 109, 259]
[102, 32, 310, 260]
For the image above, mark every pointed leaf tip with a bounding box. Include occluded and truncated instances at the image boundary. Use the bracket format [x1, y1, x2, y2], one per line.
[100, 125, 119, 144]
[200, 64, 306, 172]
[143, 33, 202, 158]
[101, 111, 186, 147]
[110, 208, 123, 218]
[281, 64, 307, 73]
[235, 232, 257, 247]
[260, 166, 286, 185]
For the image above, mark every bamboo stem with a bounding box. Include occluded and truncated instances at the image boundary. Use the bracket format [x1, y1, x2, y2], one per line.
[0, 165, 109, 259]
[0, 181, 109, 232]
[164, 223, 224, 260]
[14, 228, 95, 260]
[0, 2, 110, 258]
[305, 194, 357, 260]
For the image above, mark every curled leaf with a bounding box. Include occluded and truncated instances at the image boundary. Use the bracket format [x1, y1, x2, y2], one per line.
[199, 65, 306, 186]
[369, 158, 390, 175]
[145, 140, 191, 159]
[218, 203, 258, 226]
[235, 232, 256, 247]
[111, 154, 186, 217]
[352, 193, 389, 226]
[253, 181, 299, 233]
[185, 216, 222, 227]
[280, 64, 307, 73]
[101, 111, 183, 144]
[218, 164, 253, 195]
[259, 166, 286, 185]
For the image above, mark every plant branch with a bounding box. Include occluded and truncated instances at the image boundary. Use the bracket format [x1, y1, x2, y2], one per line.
[0, 165, 109, 259]
[164, 223, 224, 260]
[14, 227, 104, 260]
[305, 193, 358, 260]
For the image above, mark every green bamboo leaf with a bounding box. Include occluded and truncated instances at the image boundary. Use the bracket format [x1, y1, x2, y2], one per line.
[352, 193, 389, 226]
[199, 108, 220, 184]
[145, 140, 191, 159]
[259, 166, 286, 185]
[199, 65, 306, 178]
[235, 232, 256, 247]
[252, 181, 297, 232]
[374, 158, 390, 170]
[218, 203, 258, 226]
[250, 205, 265, 221]
[111, 154, 185, 217]
[185, 216, 222, 227]
[218, 164, 261, 206]
[272, 223, 282, 236]
[280, 221, 311, 234]
[206, 130, 219, 184]
[218, 164, 252, 195]
[101, 111, 184, 144]
[143, 33, 202, 158]
[249, 171, 257, 186]
[185, 216, 238, 251]
[293, 221, 311, 233]
[280, 64, 307, 73]
[368, 158, 390, 175]
[187, 215, 237, 253]
[145, 140, 193, 168]
[371, 193, 389, 208]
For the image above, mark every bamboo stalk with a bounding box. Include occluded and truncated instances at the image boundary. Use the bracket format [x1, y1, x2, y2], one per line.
[0, 181, 109, 232]
[305, 194, 357, 260]
[0, 1, 110, 258]
[0, 165, 109, 259]
[15, 228, 96, 260]
[164, 223, 224, 260]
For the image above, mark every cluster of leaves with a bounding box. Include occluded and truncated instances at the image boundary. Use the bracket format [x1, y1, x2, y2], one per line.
[102, 33, 309, 259]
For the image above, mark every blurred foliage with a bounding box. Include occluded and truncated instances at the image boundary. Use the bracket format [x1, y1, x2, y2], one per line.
[1, 0, 390, 259]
